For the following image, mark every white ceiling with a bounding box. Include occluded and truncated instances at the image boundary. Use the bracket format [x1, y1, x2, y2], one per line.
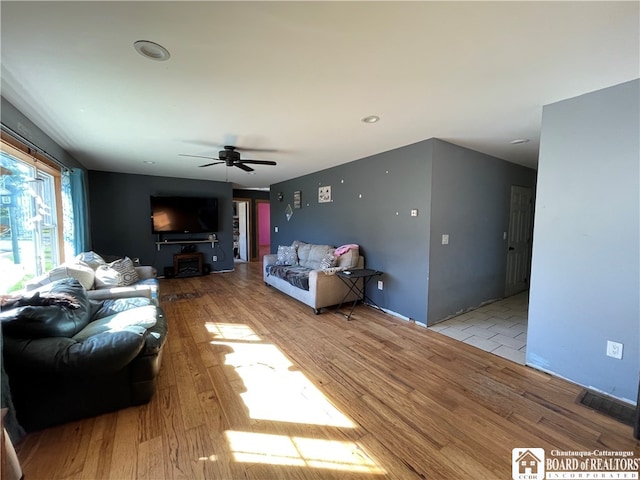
[1, 1, 638, 189]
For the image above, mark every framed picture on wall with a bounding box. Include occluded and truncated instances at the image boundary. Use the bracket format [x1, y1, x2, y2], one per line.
[318, 186, 331, 203]
[293, 190, 301, 208]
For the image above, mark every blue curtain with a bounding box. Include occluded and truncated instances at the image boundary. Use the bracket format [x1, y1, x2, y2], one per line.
[69, 168, 90, 254]
[61, 170, 74, 259]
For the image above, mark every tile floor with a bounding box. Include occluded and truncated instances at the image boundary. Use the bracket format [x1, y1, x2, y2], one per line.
[429, 291, 529, 364]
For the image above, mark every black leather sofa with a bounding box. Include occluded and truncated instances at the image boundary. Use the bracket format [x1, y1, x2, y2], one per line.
[1, 278, 167, 432]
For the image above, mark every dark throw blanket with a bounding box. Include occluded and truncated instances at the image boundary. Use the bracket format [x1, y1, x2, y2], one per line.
[266, 265, 311, 291]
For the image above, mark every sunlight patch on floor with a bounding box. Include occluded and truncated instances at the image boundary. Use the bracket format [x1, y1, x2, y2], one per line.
[205, 322, 262, 342]
[210, 339, 355, 428]
[205, 321, 385, 474]
[225, 431, 385, 474]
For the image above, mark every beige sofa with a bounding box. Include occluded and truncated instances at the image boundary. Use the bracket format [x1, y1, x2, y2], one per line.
[25, 252, 159, 305]
[263, 241, 364, 314]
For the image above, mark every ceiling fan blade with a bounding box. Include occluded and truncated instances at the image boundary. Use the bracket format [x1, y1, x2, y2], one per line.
[235, 163, 254, 172]
[234, 146, 279, 153]
[198, 161, 225, 168]
[179, 153, 220, 160]
[239, 160, 277, 166]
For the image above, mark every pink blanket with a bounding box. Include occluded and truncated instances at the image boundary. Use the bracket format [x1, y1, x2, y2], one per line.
[335, 244, 359, 256]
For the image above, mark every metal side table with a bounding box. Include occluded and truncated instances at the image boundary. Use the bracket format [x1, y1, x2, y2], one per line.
[335, 268, 383, 320]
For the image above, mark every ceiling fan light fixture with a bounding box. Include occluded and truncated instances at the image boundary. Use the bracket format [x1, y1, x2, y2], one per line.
[133, 40, 170, 61]
[180, 145, 277, 171]
[361, 115, 380, 124]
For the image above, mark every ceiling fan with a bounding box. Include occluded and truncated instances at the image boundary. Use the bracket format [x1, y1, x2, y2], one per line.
[179, 145, 277, 172]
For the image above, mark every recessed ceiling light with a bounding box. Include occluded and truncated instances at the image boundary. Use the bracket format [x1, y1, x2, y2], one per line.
[361, 115, 380, 124]
[143, 160, 156, 165]
[134, 40, 170, 61]
[509, 138, 530, 145]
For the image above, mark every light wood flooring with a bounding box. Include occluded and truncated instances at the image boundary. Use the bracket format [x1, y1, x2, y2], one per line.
[14, 263, 639, 479]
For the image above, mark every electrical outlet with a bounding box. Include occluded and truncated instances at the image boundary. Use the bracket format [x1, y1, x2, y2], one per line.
[212, 255, 217, 262]
[377, 280, 384, 290]
[606, 340, 623, 359]
[274, 226, 279, 233]
[442, 234, 449, 245]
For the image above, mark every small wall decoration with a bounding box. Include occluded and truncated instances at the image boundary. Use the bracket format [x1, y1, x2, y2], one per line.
[285, 204, 293, 221]
[318, 185, 332, 203]
[277, 192, 284, 202]
[293, 190, 301, 209]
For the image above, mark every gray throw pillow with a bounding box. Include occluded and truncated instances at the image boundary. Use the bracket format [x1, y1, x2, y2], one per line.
[276, 245, 298, 266]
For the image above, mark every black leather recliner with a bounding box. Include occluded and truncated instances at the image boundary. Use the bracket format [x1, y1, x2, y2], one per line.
[1, 278, 167, 432]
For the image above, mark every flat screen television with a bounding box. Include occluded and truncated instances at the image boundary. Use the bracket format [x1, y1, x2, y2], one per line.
[150, 195, 218, 234]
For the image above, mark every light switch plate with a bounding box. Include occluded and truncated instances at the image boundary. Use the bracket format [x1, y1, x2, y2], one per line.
[442, 234, 449, 245]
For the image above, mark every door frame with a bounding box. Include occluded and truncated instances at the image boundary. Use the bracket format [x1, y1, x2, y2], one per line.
[505, 185, 534, 297]
[233, 197, 252, 262]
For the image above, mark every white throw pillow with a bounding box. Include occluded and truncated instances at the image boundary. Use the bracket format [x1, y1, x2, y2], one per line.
[94, 257, 140, 288]
[75, 251, 106, 270]
[26, 262, 96, 291]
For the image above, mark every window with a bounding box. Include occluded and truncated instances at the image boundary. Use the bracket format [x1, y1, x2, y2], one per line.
[1, 139, 64, 293]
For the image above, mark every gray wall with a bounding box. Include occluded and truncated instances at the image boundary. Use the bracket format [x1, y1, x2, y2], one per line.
[528, 79, 640, 402]
[428, 140, 537, 322]
[270, 138, 536, 325]
[270, 140, 433, 323]
[88, 171, 234, 273]
[1, 97, 85, 171]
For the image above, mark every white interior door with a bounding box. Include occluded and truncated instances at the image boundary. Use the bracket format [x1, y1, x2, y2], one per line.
[505, 185, 533, 297]
[238, 201, 249, 261]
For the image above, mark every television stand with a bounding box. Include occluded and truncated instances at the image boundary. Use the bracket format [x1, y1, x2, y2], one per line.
[155, 236, 217, 251]
[173, 252, 204, 278]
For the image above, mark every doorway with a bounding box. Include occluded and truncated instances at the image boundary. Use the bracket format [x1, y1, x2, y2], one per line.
[256, 199, 271, 262]
[233, 199, 251, 262]
[505, 185, 534, 297]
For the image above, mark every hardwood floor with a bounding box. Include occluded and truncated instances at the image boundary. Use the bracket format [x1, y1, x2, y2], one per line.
[14, 263, 639, 479]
